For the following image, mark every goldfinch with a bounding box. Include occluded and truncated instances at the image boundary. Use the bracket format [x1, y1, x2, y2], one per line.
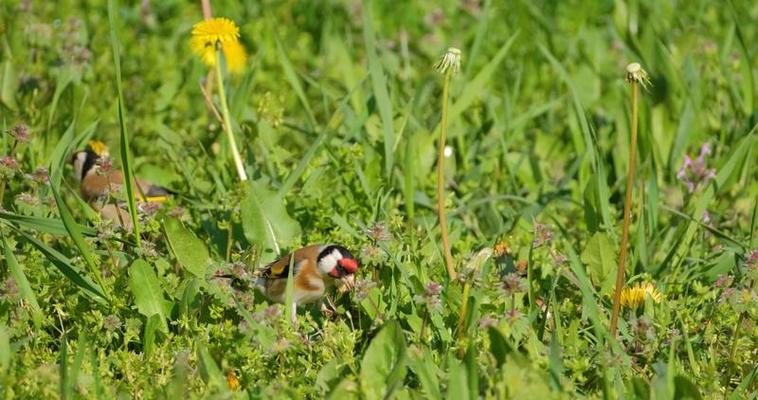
[253, 244, 358, 319]
[70, 144, 173, 203]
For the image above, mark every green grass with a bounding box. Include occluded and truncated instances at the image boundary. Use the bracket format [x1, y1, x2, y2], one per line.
[1, 0, 757, 398]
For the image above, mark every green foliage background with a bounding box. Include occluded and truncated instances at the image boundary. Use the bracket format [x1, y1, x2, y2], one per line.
[0, 0, 756, 398]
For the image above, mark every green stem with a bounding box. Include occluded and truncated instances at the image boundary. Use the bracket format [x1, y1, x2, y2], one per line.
[610, 82, 640, 337]
[214, 49, 248, 182]
[437, 71, 456, 281]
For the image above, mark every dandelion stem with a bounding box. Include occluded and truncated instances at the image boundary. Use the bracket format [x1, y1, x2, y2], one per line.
[437, 70, 456, 281]
[610, 80, 640, 337]
[455, 279, 472, 357]
[213, 49, 248, 182]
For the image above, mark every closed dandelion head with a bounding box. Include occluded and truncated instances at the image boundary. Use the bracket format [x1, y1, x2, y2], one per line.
[625, 62, 651, 90]
[190, 17, 247, 73]
[434, 47, 461, 75]
[620, 282, 662, 308]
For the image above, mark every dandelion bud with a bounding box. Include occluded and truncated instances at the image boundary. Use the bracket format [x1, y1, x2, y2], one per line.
[625, 62, 651, 90]
[434, 47, 461, 75]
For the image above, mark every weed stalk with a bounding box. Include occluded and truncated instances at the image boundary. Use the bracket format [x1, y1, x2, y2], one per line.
[610, 63, 649, 337]
[434, 48, 461, 282]
[214, 50, 248, 182]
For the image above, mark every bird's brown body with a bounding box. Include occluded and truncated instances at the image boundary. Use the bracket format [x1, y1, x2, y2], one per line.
[79, 169, 168, 203]
[71, 148, 172, 230]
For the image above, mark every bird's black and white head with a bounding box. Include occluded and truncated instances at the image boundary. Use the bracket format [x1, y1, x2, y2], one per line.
[70, 150, 100, 181]
[317, 245, 359, 279]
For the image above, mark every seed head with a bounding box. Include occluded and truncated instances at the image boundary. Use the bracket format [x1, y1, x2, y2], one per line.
[625, 62, 651, 90]
[435, 47, 461, 75]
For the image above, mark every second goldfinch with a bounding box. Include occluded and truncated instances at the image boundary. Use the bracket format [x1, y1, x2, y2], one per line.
[70, 148, 173, 203]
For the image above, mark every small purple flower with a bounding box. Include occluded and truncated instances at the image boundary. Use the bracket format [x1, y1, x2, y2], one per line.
[719, 287, 736, 303]
[746, 250, 758, 270]
[10, 124, 30, 142]
[478, 314, 498, 329]
[532, 221, 553, 247]
[0, 156, 18, 170]
[414, 281, 443, 311]
[263, 305, 282, 322]
[504, 308, 523, 323]
[15, 192, 38, 206]
[30, 167, 49, 184]
[366, 222, 392, 242]
[500, 273, 526, 295]
[103, 315, 122, 332]
[714, 275, 733, 289]
[678, 143, 717, 193]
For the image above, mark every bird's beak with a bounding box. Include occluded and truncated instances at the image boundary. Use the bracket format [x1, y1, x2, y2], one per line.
[337, 274, 355, 293]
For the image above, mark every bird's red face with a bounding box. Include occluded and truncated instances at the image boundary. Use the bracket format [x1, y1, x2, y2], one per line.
[328, 257, 358, 278]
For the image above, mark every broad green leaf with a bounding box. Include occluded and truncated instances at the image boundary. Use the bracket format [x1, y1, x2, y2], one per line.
[197, 345, 227, 392]
[488, 327, 515, 368]
[128, 259, 171, 333]
[673, 375, 703, 400]
[446, 357, 470, 400]
[327, 378, 359, 400]
[143, 314, 162, 358]
[164, 218, 210, 278]
[2, 235, 43, 328]
[360, 321, 407, 400]
[240, 180, 301, 260]
[581, 232, 617, 296]
[407, 346, 442, 399]
[0, 60, 18, 111]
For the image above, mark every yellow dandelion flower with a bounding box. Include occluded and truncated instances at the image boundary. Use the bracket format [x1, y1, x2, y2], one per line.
[191, 17, 239, 45]
[620, 282, 662, 308]
[221, 39, 247, 74]
[190, 17, 246, 73]
[87, 140, 110, 158]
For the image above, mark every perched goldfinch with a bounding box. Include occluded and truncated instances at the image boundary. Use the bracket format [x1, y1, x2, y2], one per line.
[254, 244, 358, 319]
[70, 149, 173, 203]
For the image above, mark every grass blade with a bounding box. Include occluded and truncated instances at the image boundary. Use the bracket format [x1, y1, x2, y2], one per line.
[0, 211, 96, 237]
[362, 1, 395, 180]
[107, 0, 140, 245]
[2, 234, 44, 328]
[49, 179, 111, 301]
